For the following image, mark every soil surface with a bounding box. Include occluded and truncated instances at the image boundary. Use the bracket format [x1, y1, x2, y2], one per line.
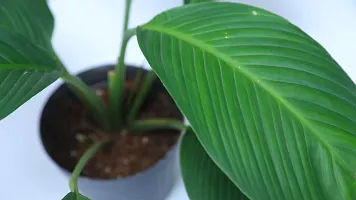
[40, 78, 183, 179]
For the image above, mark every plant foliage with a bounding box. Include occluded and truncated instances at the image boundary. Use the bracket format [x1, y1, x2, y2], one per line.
[137, 2, 356, 200]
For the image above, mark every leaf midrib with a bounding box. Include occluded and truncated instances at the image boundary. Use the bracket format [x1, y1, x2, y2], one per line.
[140, 24, 350, 172]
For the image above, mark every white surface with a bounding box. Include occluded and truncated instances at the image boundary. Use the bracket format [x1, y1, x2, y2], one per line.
[1, 0, 356, 199]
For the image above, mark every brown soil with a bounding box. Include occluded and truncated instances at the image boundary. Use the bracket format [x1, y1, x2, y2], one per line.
[40, 78, 183, 179]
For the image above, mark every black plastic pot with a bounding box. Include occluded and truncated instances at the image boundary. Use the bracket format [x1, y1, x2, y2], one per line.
[39, 65, 183, 200]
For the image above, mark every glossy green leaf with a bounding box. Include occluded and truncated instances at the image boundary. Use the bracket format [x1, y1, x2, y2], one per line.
[137, 2, 356, 200]
[62, 192, 91, 200]
[0, 0, 54, 50]
[181, 128, 248, 200]
[184, 0, 214, 5]
[0, 0, 59, 119]
[0, 27, 60, 119]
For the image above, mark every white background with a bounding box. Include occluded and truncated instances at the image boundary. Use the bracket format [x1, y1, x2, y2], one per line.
[1, 0, 356, 199]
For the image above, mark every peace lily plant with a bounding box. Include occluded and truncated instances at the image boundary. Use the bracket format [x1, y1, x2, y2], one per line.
[1, 0, 355, 199]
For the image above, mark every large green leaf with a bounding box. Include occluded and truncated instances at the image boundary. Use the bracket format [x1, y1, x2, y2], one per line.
[181, 128, 248, 200]
[137, 2, 356, 200]
[0, 0, 59, 119]
[184, 0, 214, 5]
[0, 27, 60, 119]
[0, 0, 54, 50]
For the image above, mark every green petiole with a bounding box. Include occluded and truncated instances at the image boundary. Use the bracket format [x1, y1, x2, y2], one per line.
[108, 0, 136, 130]
[126, 70, 156, 125]
[69, 141, 106, 193]
[58, 58, 111, 131]
[130, 119, 188, 132]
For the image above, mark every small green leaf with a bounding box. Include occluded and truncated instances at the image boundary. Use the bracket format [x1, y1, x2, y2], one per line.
[181, 128, 248, 200]
[62, 192, 91, 200]
[0, 0, 54, 50]
[0, 27, 60, 119]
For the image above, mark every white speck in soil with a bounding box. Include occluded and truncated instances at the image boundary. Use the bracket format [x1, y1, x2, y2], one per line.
[95, 89, 104, 96]
[142, 136, 149, 144]
[70, 150, 77, 157]
[104, 167, 112, 173]
[121, 129, 128, 136]
[75, 133, 87, 143]
[108, 70, 115, 77]
[122, 158, 130, 165]
[252, 11, 258, 15]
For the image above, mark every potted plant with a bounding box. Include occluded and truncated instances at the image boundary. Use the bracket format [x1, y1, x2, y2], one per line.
[2, 0, 187, 200]
[1, 0, 356, 200]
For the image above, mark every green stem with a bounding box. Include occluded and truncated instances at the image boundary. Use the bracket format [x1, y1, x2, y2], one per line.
[108, 0, 135, 129]
[123, 0, 132, 31]
[54, 56, 69, 76]
[61, 73, 111, 130]
[57, 59, 111, 130]
[69, 141, 105, 192]
[127, 66, 143, 103]
[109, 28, 136, 129]
[126, 70, 156, 124]
[130, 119, 187, 132]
